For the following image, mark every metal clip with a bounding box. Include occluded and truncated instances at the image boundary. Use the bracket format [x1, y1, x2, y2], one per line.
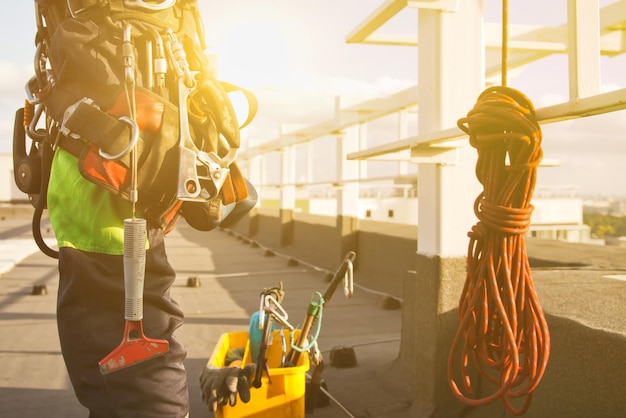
[259, 294, 292, 329]
[166, 30, 193, 88]
[176, 74, 237, 201]
[258, 294, 267, 330]
[309, 341, 323, 366]
[25, 43, 54, 104]
[122, 23, 135, 86]
[264, 295, 294, 331]
[343, 258, 354, 298]
[27, 104, 48, 143]
[25, 76, 43, 105]
[99, 117, 139, 161]
[148, 28, 167, 90]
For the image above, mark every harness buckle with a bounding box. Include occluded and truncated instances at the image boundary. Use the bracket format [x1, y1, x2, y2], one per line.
[178, 147, 231, 200]
[261, 294, 293, 331]
[59, 98, 97, 139]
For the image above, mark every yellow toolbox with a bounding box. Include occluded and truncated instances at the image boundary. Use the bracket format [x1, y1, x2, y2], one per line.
[208, 330, 310, 418]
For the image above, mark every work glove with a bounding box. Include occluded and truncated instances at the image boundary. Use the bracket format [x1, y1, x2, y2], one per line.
[199, 364, 256, 412]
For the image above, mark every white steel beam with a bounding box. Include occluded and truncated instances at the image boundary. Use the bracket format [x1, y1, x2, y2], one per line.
[416, 0, 483, 258]
[347, 87, 626, 161]
[349, 21, 625, 52]
[486, 1, 626, 78]
[345, 0, 409, 44]
[345, 0, 626, 79]
[568, 0, 601, 99]
[279, 146, 296, 210]
[238, 86, 418, 159]
[336, 127, 360, 218]
[351, 33, 418, 47]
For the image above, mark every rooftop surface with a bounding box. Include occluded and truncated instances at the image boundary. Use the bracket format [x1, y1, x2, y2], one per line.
[0, 205, 403, 418]
[0, 204, 624, 417]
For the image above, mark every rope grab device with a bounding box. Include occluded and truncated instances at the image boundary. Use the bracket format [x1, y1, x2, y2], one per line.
[447, 1, 550, 415]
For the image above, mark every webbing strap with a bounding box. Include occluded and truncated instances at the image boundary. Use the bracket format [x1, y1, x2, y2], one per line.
[56, 134, 87, 160]
[63, 101, 132, 158]
[221, 162, 248, 205]
[221, 81, 259, 130]
[58, 115, 250, 208]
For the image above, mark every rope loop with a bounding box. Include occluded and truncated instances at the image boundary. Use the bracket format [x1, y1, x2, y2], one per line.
[449, 85, 550, 416]
[475, 197, 534, 236]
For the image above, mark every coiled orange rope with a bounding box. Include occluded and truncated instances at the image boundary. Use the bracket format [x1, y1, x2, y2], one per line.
[447, 86, 550, 415]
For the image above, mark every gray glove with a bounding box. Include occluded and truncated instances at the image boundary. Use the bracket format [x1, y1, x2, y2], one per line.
[199, 364, 256, 412]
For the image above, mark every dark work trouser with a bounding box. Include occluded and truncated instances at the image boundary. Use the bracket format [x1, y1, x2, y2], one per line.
[56, 227, 189, 418]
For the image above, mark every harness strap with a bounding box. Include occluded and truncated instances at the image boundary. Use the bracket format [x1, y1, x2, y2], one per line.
[56, 134, 87, 160]
[221, 81, 259, 131]
[221, 162, 248, 205]
[57, 107, 250, 208]
[33, 0, 256, 231]
[62, 99, 135, 160]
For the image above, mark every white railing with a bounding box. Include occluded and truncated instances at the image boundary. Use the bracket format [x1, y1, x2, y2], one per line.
[236, 1, 626, 226]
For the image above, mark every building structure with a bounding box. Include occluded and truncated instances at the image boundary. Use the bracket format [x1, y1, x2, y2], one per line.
[233, 1, 626, 416]
[2, 1, 626, 416]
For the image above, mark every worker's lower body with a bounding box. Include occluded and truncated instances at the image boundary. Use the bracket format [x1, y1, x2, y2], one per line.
[56, 226, 189, 418]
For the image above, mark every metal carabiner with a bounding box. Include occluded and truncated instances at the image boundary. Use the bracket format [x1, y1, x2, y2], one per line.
[258, 293, 267, 330]
[122, 23, 135, 86]
[26, 43, 54, 104]
[176, 73, 235, 201]
[99, 117, 140, 161]
[343, 258, 354, 298]
[27, 104, 48, 143]
[264, 295, 293, 331]
[123, 0, 176, 12]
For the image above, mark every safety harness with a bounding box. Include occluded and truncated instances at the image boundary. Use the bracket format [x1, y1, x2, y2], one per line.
[15, 0, 257, 257]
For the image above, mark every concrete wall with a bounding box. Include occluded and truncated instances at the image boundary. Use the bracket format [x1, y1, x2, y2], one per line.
[230, 208, 416, 299]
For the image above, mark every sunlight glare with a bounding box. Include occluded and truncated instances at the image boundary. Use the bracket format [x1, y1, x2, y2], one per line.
[211, 18, 293, 89]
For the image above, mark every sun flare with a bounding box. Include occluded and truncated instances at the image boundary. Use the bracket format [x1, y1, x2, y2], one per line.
[209, 15, 294, 89]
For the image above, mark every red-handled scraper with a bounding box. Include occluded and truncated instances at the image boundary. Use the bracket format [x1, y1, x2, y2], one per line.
[98, 218, 169, 374]
[98, 31, 169, 375]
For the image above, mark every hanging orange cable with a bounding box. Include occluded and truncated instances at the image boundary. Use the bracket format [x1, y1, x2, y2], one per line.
[447, 1, 550, 415]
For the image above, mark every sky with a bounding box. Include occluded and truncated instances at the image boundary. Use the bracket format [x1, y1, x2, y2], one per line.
[1, 1, 625, 198]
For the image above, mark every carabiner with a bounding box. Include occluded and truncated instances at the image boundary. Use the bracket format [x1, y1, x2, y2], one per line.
[343, 258, 354, 298]
[264, 295, 293, 331]
[258, 294, 267, 330]
[99, 117, 139, 161]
